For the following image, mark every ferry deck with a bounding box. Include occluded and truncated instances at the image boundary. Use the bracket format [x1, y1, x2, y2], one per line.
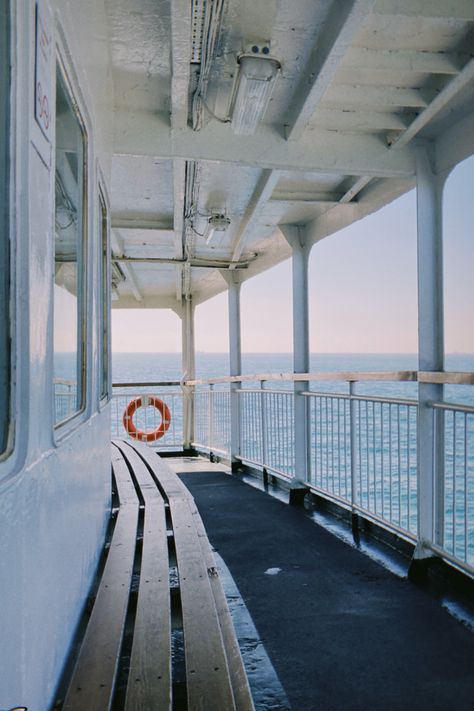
[1, 1, 474, 710]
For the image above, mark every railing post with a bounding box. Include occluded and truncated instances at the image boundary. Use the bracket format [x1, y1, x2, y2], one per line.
[280, 225, 312, 482]
[180, 297, 195, 450]
[221, 271, 242, 470]
[349, 380, 359, 535]
[209, 383, 214, 456]
[260, 380, 269, 482]
[412, 144, 445, 570]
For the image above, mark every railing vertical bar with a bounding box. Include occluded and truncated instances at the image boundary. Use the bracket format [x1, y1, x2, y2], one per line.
[262, 386, 269, 471]
[382, 403, 386, 519]
[389, 404, 393, 523]
[358, 398, 362, 507]
[372, 401, 376, 514]
[209, 384, 214, 453]
[453, 413, 457, 556]
[350, 382, 358, 511]
[332, 397, 335, 495]
[398, 406, 402, 526]
[319, 396, 323, 487]
[407, 405, 411, 531]
[337, 398, 341, 496]
[464, 412, 468, 563]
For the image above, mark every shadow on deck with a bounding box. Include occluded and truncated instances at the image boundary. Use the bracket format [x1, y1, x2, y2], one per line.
[171, 458, 474, 711]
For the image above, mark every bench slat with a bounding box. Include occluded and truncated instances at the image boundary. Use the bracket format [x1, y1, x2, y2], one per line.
[63, 450, 139, 711]
[172, 496, 237, 711]
[113, 441, 172, 711]
[114, 440, 254, 711]
[188, 501, 255, 711]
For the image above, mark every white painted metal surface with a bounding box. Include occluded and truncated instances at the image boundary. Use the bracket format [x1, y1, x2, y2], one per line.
[415, 145, 445, 559]
[1, 3, 112, 709]
[222, 271, 243, 464]
[2, 0, 474, 708]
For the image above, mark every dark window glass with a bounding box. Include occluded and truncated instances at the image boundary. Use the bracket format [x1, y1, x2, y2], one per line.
[53, 63, 87, 425]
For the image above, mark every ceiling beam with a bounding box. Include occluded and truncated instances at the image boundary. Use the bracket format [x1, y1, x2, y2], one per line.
[114, 113, 416, 178]
[373, 0, 474, 21]
[285, 0, 376, 142]
[111, 218, 173, 231]
[170, 1, 192, 302]
[113, 256, 252, 269]
[170, 0, 192, 131]
[173, 159, 186, 302]
[435, 110, 474, 177]
[324, 85, 432, 109]
[111, 232, 143, 303]
[346, 48, 464, 75]
[229, 170, 280, 267]
[310, 108, 414, 132]
[339, 176, 372, 202]
[271, 191, 343, 204]
[112, 295, 183, 311]
[390, 56, 474, 149]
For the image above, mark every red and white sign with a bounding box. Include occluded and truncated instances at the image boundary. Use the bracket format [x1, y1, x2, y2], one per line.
[35, 0, 52, 142]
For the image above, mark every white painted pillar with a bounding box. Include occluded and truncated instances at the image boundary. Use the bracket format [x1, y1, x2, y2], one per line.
[280, 225, 312, 482]
[181, 297, 195, 449]
[221, 271, 242, 468]
[415, 144, 445, 559]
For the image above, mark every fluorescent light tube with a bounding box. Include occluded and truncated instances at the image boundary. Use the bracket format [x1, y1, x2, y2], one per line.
[231, 55, 280, 136]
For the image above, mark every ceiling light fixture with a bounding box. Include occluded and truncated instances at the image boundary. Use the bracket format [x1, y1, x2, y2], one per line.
[230, 48, 281, 136]
[205, 213, 231, 245]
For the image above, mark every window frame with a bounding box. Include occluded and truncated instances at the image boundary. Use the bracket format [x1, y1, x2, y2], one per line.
[98, 180, 111, 405]
[0, 1, 12, 461]
[53, 53, 89, 430]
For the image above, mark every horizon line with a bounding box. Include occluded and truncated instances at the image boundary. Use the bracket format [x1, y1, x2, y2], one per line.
[108, 350, 474, 356]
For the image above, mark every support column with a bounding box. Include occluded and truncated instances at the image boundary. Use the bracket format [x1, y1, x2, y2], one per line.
[413, 144, 445, 565]
[181, 296, 195, 450]
[280, 225, 312, 483]
[221, 271, 242, 469]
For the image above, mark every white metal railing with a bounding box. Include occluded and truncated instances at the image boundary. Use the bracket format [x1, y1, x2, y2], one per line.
[108, 371, 474, 576]
[111, 382, 184, 448]
[431, 401, 474, 568]
[238, 388, 294, 478]
[188, 370, 474, 576]
[305, 391, 418, 539]
[54, 378, 78, 422]
[193, 385, 231, 456]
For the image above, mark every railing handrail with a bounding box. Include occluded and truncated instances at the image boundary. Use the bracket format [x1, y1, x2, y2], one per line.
[112, 381, 182, 387]
[53, 377, 76, 386]
[111, 371, 474, 388]
[185, 370, 474, 386]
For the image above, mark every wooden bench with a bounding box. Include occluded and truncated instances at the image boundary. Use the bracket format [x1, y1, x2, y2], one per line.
[61, 439, 254, 711]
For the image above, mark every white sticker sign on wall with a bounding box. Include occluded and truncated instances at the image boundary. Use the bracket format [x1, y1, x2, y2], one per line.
[35, 0, 52, 142]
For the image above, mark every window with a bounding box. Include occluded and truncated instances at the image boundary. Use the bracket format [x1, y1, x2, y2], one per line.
[53, 62, 87, 425]
[99, 187, 110, 401]
[0, 3, 11, 455]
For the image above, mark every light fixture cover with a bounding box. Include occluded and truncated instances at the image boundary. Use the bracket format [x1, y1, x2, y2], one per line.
[205, 214, 231, 244]
[231, 55, 280, 136]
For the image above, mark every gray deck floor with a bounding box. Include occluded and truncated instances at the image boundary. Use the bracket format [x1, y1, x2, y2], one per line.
[168, 457, 474, 711]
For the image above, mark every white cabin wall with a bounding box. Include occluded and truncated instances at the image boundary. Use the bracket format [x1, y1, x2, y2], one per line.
[0, 2, 114, 709]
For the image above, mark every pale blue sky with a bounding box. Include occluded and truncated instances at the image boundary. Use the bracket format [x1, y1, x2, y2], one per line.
[112, 155, 474, 354]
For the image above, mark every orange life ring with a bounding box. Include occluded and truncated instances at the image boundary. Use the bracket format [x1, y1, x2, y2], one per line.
[123, 396, 171, 442]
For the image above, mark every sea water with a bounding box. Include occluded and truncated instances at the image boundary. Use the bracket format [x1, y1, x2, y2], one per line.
[56, 352, 474, 564]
